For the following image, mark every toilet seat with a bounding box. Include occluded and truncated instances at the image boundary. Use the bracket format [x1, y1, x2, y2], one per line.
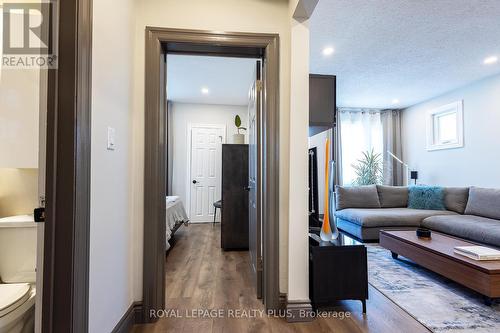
[0, 284, 30, 318]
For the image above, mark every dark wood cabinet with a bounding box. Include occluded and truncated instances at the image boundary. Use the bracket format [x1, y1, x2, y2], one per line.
[221, 144, 249, 250]
[309, 74, 336, 137]
[309, 233, 368, 313]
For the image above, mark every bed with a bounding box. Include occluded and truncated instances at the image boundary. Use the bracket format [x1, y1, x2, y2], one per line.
[166, 196, 189, 250]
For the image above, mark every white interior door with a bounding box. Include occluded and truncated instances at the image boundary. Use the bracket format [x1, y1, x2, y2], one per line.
[188, 124, 225, 223]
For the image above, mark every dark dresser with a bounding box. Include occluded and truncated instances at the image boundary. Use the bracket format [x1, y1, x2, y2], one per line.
[309, 232, 368, 313]
[221, 144, 249, 250]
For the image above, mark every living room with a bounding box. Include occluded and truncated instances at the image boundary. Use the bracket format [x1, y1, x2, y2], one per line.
[308, 1, 500, 332]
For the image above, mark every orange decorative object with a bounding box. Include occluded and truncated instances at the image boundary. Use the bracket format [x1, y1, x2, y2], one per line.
[320, 138, 333, 241]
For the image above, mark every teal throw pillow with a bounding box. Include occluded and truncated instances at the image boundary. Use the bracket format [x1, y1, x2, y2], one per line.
[408, 186, 446, 210]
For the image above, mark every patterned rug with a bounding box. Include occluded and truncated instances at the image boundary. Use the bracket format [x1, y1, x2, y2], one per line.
[367, 245, 500, 332]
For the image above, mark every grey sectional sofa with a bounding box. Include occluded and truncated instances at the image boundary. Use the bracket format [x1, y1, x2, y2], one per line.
[334, 185, 500, 248]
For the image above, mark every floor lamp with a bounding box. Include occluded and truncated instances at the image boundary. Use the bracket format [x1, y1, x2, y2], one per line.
[387, 151, 410, 186]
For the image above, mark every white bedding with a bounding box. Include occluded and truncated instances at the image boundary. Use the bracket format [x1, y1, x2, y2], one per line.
[166, 196, 188, 250]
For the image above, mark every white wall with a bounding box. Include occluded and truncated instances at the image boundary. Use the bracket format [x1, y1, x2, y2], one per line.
[287, 0, 311, 303]
[0, 168, 38, 218]
[0, 10, 40, 169]
[130, 0, 293, 299]
[0, 44, 40, 218]
[0, 68, 40, 168]
[89, 0, 134, 332]
[170, 102, 248, 206]
[86, 0, 312, 326]
[402, 73, 500, 188]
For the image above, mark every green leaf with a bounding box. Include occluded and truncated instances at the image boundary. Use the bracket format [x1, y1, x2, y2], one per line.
[235, 115, 241, 128]
[351, 148, 383, 185]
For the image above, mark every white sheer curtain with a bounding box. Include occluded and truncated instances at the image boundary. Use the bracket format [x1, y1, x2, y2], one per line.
[339, 109, 384, 185]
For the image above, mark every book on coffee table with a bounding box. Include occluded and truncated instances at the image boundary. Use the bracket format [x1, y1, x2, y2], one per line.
[454, 246, 500, 261]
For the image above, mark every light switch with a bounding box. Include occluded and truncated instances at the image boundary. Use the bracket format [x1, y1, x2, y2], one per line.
[107, 127, 116, 150]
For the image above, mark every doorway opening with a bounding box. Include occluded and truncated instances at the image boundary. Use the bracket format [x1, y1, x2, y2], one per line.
[164, 53, 261, 303]
[0, 52, 46, 333]
[142, 28, 280, 323]
[0, 0, 92, 331]
[166, 54, 259, 226]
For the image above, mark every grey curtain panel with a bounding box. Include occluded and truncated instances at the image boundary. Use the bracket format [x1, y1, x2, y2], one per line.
[381, 110, 404, 186]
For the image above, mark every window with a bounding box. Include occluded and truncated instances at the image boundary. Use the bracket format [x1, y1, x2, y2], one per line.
[426, 101, 463, 151]
[340, 111, 383, 185]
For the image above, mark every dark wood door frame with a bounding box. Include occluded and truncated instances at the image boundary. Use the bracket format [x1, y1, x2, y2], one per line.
[143, 27, 280, 322]
[43, 0, 92, 331]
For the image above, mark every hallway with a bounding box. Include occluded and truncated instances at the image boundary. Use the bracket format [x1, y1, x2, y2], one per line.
[132, 224, 429, 333]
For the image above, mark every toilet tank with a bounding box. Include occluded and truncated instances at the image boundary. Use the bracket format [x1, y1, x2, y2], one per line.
[0, 215, 37, 283]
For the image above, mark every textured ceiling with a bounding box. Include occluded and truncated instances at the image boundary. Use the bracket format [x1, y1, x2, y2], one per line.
[166, 55, 257, 106]
[310, 0, 500, 108]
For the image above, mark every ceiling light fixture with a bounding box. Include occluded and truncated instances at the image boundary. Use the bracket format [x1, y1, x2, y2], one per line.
[201, 87, 209, 95]
[322, 46, 334, 56]
[392, 99, 400, 104]
[483, 56, 498, 65]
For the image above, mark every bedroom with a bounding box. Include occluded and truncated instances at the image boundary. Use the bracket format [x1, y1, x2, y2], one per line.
[163, 53, 263, 306]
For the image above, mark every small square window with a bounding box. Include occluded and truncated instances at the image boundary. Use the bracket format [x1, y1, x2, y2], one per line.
[426, 101, 464, 151]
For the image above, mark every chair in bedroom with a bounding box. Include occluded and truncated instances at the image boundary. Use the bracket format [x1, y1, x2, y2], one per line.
[213, 200, 222, 224]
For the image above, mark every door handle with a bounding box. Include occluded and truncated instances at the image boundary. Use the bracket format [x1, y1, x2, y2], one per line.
[244, 186, 251, 191]
[192, 180, 198, 184]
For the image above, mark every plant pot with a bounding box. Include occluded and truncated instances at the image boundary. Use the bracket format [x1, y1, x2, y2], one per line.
[233, 133, 244, 144]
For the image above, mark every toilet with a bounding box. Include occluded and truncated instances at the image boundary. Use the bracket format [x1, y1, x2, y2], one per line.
[0, 215, 37, 333]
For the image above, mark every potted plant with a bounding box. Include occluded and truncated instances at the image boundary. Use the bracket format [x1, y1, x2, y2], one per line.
[233, 115, 246, 144]
[351, 148, 383, 185]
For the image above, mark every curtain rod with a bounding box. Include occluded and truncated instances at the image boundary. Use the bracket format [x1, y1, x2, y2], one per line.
[338, 107, 400, 113]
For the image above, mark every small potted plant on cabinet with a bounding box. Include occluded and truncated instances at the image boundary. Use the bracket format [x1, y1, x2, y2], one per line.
[233, 115, 246, 144]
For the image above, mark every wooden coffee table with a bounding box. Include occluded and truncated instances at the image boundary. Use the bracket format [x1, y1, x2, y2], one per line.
[379, 230, 500, 305]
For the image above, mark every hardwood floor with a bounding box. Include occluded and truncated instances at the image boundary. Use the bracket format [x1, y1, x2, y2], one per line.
[132, 224, 430, 333]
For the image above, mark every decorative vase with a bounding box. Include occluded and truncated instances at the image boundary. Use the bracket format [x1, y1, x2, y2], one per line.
[329, 160, 340, 240]
[320, 138, 333, 241]
[233, 133, 244, 144]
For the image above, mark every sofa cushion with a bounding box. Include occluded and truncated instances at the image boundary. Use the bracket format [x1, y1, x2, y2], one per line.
[422, 215, 500, 248]
[408, 186, 445, 210]
[464, 187, 500, 220]
[335, 208, 456, 228]
[376, 185, 408, 208]
[443, 187, 469, 214]
[335, 185, 380, 210]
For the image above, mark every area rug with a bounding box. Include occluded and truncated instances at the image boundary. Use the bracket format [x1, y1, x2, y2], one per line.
[367, 245, 500, 332]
